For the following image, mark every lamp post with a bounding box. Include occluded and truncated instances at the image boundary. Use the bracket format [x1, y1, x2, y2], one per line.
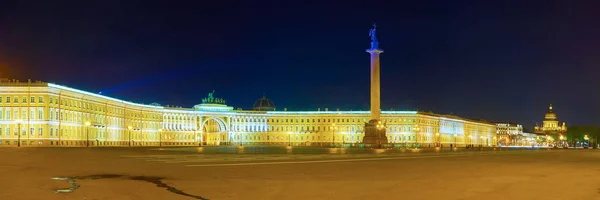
[330, 123, 338, 147]
[414, 125, 420, 147]
[158, 128, 163, 147]
[468, 135, 472, 147]
[376, 121, 385, 148]
[128, 126, 132, 147]
[85, 121, 91, 147]
[287, 132, 292, 146]
[15, 119, 22, 147]
[479, 136, 484, 147]
[435, 132, 440, 147]
[559, 135, 564, 147]
[454, 134, 457, 147]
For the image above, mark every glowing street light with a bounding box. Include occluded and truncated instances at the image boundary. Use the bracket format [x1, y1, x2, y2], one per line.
[454, 134, 458, 147]
[414, 125, 420, 145]
[15, 119, 23, 147]
[128, 125, 133, 147]
[330, 123, 338, 146]
[85, 121, 91, 147]
[158, 128, 163, 147]
[376, 122, 385, 148]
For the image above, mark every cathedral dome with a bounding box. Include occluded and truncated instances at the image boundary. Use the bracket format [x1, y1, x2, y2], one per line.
[545, 104, 557, 120]
[253, 96, 275, 111]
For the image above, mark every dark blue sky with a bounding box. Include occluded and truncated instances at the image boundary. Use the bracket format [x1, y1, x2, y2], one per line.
[1, 0, 599, 130]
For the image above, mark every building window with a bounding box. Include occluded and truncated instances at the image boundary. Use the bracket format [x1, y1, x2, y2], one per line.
[38, 128, 42, 136]
[50, 128, 53, 136]
[22, 97, 26, 103]
[31, 97, 35, 103]
[39, 97, 44, 103]
[0, 96, 2, 103]
[49, 98, 53, 104]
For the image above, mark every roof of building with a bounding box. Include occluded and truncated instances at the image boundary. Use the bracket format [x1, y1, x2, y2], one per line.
[253, 96, 276, 111]
[545, 104, 557, 120]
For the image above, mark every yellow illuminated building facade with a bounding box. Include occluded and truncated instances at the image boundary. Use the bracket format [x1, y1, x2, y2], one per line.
[0, 80, 497, 147]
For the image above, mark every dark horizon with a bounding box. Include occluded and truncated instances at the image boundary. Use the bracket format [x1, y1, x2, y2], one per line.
[1, 0, 599, 129]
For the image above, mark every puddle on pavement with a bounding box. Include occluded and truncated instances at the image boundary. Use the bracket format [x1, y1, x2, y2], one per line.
[51, 174, 208, 200]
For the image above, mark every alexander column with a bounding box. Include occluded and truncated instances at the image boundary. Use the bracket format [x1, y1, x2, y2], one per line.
[362, 23, 388, 147]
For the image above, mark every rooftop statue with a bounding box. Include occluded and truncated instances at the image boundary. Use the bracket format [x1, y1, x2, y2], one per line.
[208, 90, 215, 99]
[369, 23, 377, 42]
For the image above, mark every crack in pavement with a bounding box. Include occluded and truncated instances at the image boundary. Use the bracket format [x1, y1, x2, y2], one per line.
[51, 174, 209, 200]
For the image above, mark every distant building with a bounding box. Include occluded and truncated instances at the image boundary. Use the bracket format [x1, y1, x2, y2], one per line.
[495, 123, 523, 146]
[534, 104, 567, 136]
[534, 104, 567, 146]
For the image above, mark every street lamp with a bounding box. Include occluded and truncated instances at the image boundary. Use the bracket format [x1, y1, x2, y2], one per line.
[128, 126, 133, 147]
[454, 134, 457, 147]
[468, 135, 472, 147]
[287, 132, 292, 146]
[480, 136, 484, 147]
[559, 135, 564, 147]
[158, 128, 163, 147]
[330, 123, 338, 146]
[414, 125, 420, 146]
[85, 121, 91, 147]
[376, 121, 385, 148]
[15, 119, 22, 147]
[435, 132, 440, 147]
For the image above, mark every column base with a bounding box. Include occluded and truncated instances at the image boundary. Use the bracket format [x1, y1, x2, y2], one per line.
[362, 120, 388, 148]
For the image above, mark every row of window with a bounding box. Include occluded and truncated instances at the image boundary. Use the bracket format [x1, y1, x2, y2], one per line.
[0, 96, 44, 104]
[0, 127, 43, 137]
[234, 117, 419, 124]
[0, 107, 44, 120]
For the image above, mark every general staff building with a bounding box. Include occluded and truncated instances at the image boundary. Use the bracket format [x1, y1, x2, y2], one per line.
[0, 79, 498, 147]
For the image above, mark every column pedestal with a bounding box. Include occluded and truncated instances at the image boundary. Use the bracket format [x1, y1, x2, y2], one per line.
[362, 120, 388, 148]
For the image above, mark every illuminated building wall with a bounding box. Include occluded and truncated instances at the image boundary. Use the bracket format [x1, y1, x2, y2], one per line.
[495, 123, 523, 146]
[0, 80, 497, 147]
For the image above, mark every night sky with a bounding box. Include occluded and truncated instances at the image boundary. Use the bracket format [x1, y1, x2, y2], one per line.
[1, 1, 599, 130]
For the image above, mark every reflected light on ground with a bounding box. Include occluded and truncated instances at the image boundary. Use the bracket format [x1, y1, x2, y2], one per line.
[328, 148, 339, 154]
[373, 149, 386, 154]
[196, 147, 204, 153]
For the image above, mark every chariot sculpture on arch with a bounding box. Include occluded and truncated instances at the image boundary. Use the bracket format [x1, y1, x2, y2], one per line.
[202, 90, 226, 104]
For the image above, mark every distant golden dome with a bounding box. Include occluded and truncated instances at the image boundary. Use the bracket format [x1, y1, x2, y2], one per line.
[545, 104, 557, 120]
